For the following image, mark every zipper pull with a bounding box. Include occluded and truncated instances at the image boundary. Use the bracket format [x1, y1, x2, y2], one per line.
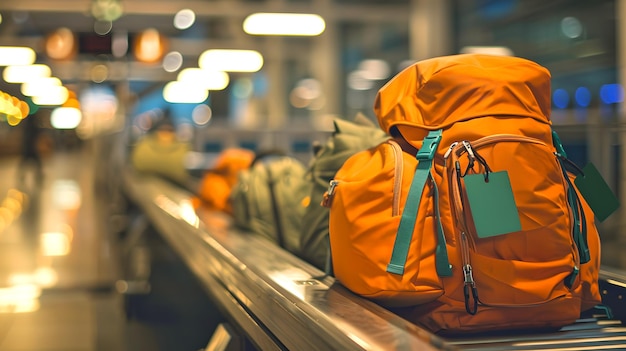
[460, 231, 479, 315]
[443, 142, 459, 160]
[461, 140, 475, 161]
[463, 264, 475, 287]
[321, 180, 339, 208]
[463, 264, 479, 315]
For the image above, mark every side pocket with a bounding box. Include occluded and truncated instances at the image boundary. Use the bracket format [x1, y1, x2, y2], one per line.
[328, 141, 444, 307]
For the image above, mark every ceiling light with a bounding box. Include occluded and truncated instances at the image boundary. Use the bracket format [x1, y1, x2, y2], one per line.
[134, 28, 168, 64]
[177, 68, 229, 90]
[32, 86, 69, 106]
[3, 64, 51, 83]
[460, 46, 514, 56]
[243, 13, 325, 36]
[40, 231, 71, 256]
[21, 77, 62, 97]
[163, 81, 209, 103]
[0, 47, 36, 66]
[45, 28, 77, 60]
[163, 51, 184, 72]
[174, 9, 196, 30]
[198, 49, 263, 72]
[51, 107, 82, 130]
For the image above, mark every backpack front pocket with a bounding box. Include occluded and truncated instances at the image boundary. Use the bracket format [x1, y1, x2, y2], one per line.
[447, 135, 580, 310]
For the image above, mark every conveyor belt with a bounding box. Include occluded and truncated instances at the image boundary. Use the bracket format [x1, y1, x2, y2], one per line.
[122, 169, 626, 351]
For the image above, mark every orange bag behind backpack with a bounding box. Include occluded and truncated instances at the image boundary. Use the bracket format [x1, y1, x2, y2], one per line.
[194, 148, 254, 214]
[327, 54, 602, 333]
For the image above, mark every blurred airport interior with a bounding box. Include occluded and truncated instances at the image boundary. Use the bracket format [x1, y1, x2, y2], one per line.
[0, 0, 625, 350]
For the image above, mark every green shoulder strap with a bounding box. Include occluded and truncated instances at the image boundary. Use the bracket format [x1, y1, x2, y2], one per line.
[386, 130, 453, 277]
[552, 130, 590, 264]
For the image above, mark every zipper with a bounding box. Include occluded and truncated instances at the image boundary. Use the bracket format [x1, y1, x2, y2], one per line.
[453, 134, 547, 158]
[461, 140, 476, 161]
[321, 179, 338, 208]
[443, 142, 459, 160]
[557, 160, 583, 289]
[461, 231, 478, 314]
[388, 140, 403, 216]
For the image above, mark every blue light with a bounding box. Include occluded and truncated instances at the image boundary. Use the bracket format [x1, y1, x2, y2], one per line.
[553, 89, 569, 109]
[574, 87, 591, 107]
[599, 84, 624, 104]
[479, 0, 517, 19]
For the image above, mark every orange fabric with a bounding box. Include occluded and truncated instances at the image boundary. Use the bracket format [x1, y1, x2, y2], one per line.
[329, 140, 445, 306]
[374, 53, 552, 147]
[328, 54, 601, 333]
[196, 148, 254, 214]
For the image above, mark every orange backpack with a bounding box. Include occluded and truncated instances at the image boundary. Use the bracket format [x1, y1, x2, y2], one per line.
[326, 54, 604, 333]
[194, 148, 255, 214]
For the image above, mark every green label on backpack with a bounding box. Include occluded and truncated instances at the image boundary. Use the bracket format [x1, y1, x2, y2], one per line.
[464, 171, 522, 238]
[574, 163, 620, 222]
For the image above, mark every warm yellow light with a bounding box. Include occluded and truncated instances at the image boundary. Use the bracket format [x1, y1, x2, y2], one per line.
[243, 13, 325, 36]
[177, 68, 229, 90]
[163, 81, 209, 103]
[45, 27, 76, 60]
[460, 46, 514, 56]
[18, 100, 30, 117]
[7, 114, 21, 126]
[199, 49, 263, 72]
[0, 47, 36, 66]
[179, 199, 199, 228]
[40, 232, 71, 256]
[1, 102, 22, 120]
[21, 77, 62, 97]
[32, 86, 69, 106]
[51, 107, 82, 129]
[134, 28, 167, 63]
[51, 180, 81, 209]
[0, 284, 41, 313]
[3, 64, 52, 83]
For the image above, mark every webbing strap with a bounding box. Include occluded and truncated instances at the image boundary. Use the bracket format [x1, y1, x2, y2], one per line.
[563, 170, 590, 263]
[552, 130, 568, 158]
[432, 176, 453, 276]
[386, 159, 431, 275]
[387, 130, 452, 277]
[552, 130, 590, 264]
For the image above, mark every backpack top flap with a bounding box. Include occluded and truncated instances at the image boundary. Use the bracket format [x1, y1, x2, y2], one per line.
[374, 54, 552, 144]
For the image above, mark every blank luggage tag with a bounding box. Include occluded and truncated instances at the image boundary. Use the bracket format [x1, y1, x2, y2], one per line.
[464, 171, 522, 238]
[574, 163, 620, 222]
